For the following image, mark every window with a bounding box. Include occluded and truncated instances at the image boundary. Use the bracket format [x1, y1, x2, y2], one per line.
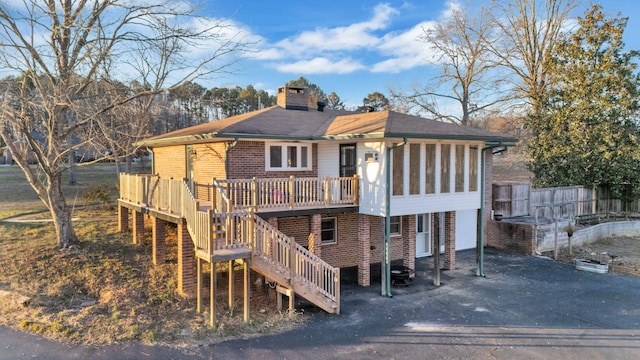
[440, 144, 450, 193]
[287, 146, 297, 167]
[301, 146, 308, 168]
[425, 144, 436, 194]
[390, 216, 402, 235]
[269, 145, 282, 168]
[266, 142, 311, 171]
[392, 145, 404, 196]
[455, 144, 465, 192]
[469, 146, 478, 192]
[409, 144, 420, 195]
[321, 218, 337, 244]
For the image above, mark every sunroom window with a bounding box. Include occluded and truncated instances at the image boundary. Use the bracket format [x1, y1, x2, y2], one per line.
[266, 142, 311, 171]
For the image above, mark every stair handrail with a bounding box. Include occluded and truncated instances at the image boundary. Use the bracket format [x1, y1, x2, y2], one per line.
[246, 213, 339, 303]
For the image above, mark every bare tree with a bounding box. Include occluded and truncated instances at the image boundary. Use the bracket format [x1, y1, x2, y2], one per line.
[488, 0, 577, 116]
[0, 0, 249, 248]
[390, 4, 506, 126]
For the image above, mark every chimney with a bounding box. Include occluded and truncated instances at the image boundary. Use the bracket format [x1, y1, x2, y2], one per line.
[277, 85, 309, 111]
[317, 101, 326, 112]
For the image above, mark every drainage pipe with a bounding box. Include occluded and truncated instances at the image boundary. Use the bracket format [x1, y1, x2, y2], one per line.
[477, 144, 507, 277]
[224, 138, 240, 177]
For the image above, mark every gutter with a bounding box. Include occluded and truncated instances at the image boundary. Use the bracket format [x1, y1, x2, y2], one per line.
[139, 131, 517, 148]
[477, 143, 509, 278]
[383, 137, 407, 298]
[225, 138, 239, 177]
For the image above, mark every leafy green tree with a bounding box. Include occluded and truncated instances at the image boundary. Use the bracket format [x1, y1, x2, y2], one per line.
[528, 4, 640, 200]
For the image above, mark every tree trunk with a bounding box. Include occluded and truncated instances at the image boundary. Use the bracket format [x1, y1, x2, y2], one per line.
[68, 151, 78, 185]
[49, 175, 78, 248]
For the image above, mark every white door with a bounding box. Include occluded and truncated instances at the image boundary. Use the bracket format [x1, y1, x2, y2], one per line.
[416, 214, 431, 257]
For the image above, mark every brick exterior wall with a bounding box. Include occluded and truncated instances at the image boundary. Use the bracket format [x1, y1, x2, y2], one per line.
[152, 217, 167, 265]
[132, 210, 145, 245]
[193, 142, 228, 199]
[226, 141, 318, 179]
[318, 213, 361, 268]
[177, 221, 196, 297]
[310, 214, 322, 257]
[486, 221, 536, 255]
[402, 215, 416, 273]
[444, 211, 456, 270]
[358, 215, 371, 286]
[278, 216, 311, 247]
[277, 86, 309, 110]
[153, 145, 187, 179]
[118, 205, 129, 232]
[272, 213, 408, 270]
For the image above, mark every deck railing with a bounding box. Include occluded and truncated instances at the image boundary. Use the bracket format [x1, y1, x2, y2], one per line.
[214, 175, 358, 211]
[118, 173, 340, 308]
[248, 213, 339, 302]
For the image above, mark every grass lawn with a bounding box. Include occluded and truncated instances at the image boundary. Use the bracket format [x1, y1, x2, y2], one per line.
[0, 163, 303, 345]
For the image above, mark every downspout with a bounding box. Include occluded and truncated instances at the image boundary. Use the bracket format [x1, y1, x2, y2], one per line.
[224, 138, 239, 177]
[383, 137, 407, 297]
[477, 144, 507, 277]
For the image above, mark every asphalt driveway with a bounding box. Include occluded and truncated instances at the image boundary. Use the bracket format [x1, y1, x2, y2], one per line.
[2, 248, 639, 359]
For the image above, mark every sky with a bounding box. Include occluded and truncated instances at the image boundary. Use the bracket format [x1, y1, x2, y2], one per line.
[197, 0, 640, 109]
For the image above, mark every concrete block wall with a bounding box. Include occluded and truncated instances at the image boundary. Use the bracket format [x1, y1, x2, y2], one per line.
[537, 220, 640, 253]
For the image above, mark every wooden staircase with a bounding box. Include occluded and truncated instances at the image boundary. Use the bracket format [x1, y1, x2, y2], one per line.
[118, 173, 341, 316]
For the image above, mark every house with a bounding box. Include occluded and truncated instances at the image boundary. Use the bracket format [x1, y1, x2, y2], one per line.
[117, 85, 516, 325]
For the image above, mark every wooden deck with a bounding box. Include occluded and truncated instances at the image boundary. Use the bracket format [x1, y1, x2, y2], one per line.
[118, 173, 344, 322]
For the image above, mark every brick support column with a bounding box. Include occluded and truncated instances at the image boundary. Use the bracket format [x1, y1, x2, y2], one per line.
[152, 217, 167, 265]
[444, 211, 456, 270]
[310, 214, 322, 258]
[117, 205, 129, 232]
[403, 215, 416, 274]
[177, 221, 196, 297]
[358, 215, 371, 286]
[132, 210, 145, 245]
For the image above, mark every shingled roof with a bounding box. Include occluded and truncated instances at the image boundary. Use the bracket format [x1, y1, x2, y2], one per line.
[140, 105, 517, 147]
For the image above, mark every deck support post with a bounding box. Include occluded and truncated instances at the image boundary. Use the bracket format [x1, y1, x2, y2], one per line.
[151, 217, 166, 265]
[196, 258, 202, 313]
[117, 205, 129, 232]
[210, 262, 216, 327]
[243, 258, 250, 322]
[132, 210, 145, 245]
[228, 260, 234, 309]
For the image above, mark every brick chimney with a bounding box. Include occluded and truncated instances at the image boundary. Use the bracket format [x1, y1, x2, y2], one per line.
[277, 85, 309, 111]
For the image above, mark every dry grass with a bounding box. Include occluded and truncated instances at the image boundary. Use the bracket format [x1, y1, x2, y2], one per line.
[0, 164, 305, 346]
[0, 164, 125, 219]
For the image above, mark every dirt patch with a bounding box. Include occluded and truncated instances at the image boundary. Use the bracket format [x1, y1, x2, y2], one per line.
[0, 209, 308, 347]
[543, 236, 640, 277]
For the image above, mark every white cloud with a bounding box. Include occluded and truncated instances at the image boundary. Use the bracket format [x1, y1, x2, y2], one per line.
[371, 21, 436, 72]
[273, 3, 398, 58]
[274, 57, 365, 74]
[241, 2, 463, 76]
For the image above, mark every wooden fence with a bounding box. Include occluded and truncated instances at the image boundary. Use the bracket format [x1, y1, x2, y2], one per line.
[493, 182, 640, 219]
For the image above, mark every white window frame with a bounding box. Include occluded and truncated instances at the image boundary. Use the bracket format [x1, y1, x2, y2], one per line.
[390, 215, 402, 236]
[320, 217, 337, 245]
[265, 142, 312, 171]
